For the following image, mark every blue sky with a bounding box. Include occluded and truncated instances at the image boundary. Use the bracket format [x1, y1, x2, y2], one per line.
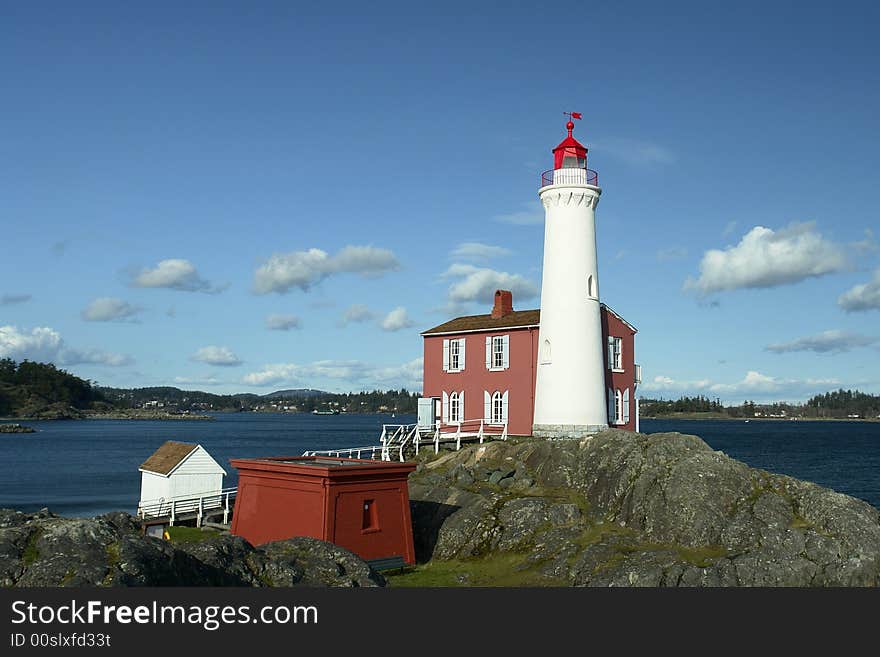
[2, 1, 878, 402]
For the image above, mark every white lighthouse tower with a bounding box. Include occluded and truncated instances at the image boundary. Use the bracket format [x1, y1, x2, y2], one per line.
[532, 115, 608, 438]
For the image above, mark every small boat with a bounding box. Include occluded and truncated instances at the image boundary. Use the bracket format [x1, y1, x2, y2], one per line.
[312, 409, 340, 415]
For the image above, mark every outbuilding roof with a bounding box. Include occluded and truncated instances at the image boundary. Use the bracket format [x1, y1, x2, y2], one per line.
[139, 441, 199, 475]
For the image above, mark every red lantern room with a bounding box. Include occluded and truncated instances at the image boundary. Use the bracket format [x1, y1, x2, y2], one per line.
[541, 112, 598, 188]
[553, 119, 588, 170]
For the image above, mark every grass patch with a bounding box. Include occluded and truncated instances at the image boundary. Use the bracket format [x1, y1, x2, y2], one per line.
[789, 514, 812, 530]
[165, 526, 220, 544]
[21, 529, 43, 566]
[386, 553, 565, 587]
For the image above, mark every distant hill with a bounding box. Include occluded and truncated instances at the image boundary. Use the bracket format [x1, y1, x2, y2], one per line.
[0, 358, 109, 419]
[262, 389, 329, 399]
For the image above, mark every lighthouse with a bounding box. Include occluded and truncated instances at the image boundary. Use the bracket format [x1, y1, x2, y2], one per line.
[532, 115, 608, 438]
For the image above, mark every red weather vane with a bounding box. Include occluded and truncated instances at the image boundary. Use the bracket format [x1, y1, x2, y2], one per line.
[564, 111, 583, 121]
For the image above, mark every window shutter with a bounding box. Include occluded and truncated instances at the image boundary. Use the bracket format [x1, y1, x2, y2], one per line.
[459, 339, 466, 370]
[459, 390, 465, 420]
[442, 339, 450, 372]
[623, 388, 631, 424]
[607, 337, 614, 369]
[485, 337, 491, 370]
[502, 390, 509, 423]
[442, 391, 449, 423]
[608, 388, 614, 423]
[502, 335, 510, 369]
[484, 391, 491, 421]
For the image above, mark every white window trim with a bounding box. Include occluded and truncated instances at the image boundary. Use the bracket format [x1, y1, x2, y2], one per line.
[449, 391, 463, 423]
[609, 336, 624, 373]
[445, 338, 466, 373]
[486, 335, 509, 372]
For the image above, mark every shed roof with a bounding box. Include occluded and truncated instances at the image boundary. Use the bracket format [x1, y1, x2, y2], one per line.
[139, 441, 199, 475]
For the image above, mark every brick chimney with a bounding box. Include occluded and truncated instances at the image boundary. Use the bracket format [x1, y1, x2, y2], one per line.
[491, 290, 513, 319]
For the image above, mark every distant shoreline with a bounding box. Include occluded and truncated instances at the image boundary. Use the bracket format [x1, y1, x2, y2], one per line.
[643, 415, 880, 423]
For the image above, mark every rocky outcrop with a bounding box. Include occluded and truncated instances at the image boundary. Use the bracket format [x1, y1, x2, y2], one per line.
[408, 430, 880, 586]
[83, 410, 213, 421]
[0, 423, 34, 433]
[0, 509, 384, 587]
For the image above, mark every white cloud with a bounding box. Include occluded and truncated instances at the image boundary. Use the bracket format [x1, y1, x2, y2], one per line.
[449, 242, 512, 261]
[253, 245, 399, 294]
[641, 370, 842, 403]
[766, 330, 878, 354]
[132, 259, 223, 293]
[656, 247, 688, 262]
[265, 314, 301, 331]
[191, 345, 242, 367]
[63, 348, 134, 367]
[838, 269, 880, 312]
[172, 375, 223, 386]
[0, 325, 132, 367]
[339, 304, 374, 326]
[443, 264, 538, 306]
[493, 201, 543, 226]
[1, 293, 31, 306]
[242, 357, 423, 391]
[852, 228, 877, 255]
[380, 307, 415, 332]
[685, 222, 849, 295]
[339, 303, 375, 326]
[81, 297, 142, 322]
[592, 137, 675, 166]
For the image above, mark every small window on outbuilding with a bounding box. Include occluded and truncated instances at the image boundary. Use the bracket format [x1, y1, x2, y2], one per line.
[362, 499, 378, 531]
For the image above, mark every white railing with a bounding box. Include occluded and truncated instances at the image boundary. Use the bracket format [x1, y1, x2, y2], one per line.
[303, 445, 386, 460]
[432, 418, 508, 453]
[137, 486, 237, 526]
[302, 419, 507, 463]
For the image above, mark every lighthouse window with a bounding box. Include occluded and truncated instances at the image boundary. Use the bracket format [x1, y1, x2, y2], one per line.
[541, 339, 551, 364]
[588, 275, 596, 298]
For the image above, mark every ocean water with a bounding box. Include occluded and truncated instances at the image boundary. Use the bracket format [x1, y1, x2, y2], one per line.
[1, 414, 877, 516]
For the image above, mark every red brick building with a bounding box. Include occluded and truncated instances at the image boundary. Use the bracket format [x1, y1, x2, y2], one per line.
[421, 290, 640, 436]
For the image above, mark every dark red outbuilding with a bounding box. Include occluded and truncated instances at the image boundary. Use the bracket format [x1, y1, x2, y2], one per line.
[229, 456, 416, 565]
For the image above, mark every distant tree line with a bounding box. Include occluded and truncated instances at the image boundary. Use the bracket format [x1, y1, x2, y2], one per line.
[0, 358, 106, 416]
[98, 386, 246, 411]
[642, 389, 880, 419]
[98, 385, 420, 414]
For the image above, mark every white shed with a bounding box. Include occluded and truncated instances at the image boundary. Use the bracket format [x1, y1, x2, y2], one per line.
[138, 441, 226, 519]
